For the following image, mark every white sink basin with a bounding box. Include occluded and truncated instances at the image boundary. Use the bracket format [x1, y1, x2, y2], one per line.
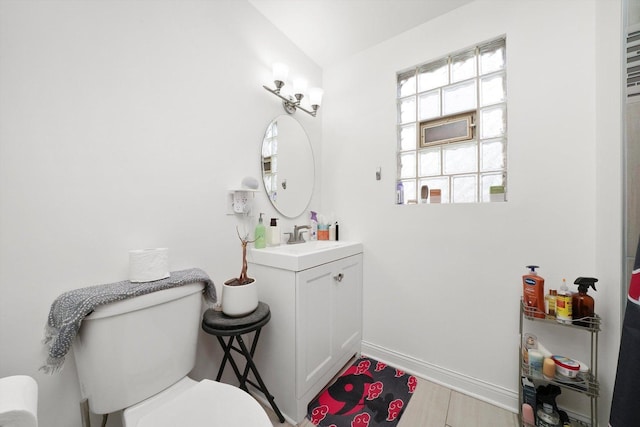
[248, 240, 363, 271]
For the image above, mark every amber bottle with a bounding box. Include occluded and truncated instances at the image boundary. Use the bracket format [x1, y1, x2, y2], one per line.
[572, 277, 598, 327]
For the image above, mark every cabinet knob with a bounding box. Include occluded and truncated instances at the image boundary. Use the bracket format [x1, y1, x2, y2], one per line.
[333, 273, 344, 282]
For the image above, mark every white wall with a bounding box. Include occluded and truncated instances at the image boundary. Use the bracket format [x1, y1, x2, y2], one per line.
[0, 1, 321, 426]
[322, 0, 622, 425]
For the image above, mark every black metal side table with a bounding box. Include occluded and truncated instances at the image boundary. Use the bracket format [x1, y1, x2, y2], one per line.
[201, 302, 285, 423]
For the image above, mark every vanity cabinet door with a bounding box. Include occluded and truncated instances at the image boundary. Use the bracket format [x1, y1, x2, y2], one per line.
[332, 254, 363, 361]
[296, 261, 334, 398]
[295, 254, 363, 399]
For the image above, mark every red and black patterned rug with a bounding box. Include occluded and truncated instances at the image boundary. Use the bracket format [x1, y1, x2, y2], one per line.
[307, 356, 418, 427]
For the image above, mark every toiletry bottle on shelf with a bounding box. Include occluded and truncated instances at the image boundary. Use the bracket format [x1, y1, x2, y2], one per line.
[572, 277, 598, 327]
[254, 213, 266, 249]
[556, 278, 572, 324]
[543, 357, 556, 380]
[521, 378, 536, 425]
[267, 217, 280, 246]
[536, 385, 562, 427]
[310, 211, 318, 240]
[522, 265, 545, 318]
[545, 289, 557, 317]
[318, 224, 329, 240]
[396, 181, 404, 204]
[420, 185, 429, 203]
[537, 403, 560, 427]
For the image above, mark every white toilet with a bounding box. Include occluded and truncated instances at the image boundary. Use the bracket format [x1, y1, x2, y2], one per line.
[72, 282, 272, 426]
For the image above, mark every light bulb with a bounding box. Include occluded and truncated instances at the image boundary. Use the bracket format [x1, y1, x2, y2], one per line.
[272, 63, 289, 83]
[309, 87, 324, 106]
[293, 77, 308, 96]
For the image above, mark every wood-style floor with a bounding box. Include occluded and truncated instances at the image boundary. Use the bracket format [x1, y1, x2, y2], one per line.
[263, 376, 519, 427]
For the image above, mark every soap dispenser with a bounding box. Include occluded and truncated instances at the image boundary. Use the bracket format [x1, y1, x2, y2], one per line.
[254, 213, 266, 249]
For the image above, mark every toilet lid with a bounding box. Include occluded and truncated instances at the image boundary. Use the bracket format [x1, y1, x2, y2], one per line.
[134, 380, 272, 427]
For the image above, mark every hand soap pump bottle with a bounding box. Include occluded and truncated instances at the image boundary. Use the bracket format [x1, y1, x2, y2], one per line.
[522, 265, 545, 318]
[572, 277, 598, 327]
[254, 213, 266, 249]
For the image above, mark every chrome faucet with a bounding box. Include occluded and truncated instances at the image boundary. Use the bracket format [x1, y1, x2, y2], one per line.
[286, 225, 310, 244]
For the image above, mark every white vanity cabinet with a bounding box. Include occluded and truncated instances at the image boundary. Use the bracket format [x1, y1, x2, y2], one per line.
[295, 254, 362, 398]
[247, 242, 363, 424]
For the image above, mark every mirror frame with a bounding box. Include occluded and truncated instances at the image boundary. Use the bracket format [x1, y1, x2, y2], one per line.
[260, 115, 315, 218]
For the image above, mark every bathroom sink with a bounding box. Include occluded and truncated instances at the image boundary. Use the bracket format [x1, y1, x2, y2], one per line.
[265, 240, 343, 254]
[248, 240, 363, 271]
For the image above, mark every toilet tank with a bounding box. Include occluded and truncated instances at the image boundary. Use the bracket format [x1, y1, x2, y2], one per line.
[72, 282, 205, 414]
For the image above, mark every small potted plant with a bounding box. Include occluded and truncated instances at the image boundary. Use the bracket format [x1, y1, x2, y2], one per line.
[222, 227, 258, 317]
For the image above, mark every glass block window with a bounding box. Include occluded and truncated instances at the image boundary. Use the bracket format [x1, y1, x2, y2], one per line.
[396, 37, 506, 204]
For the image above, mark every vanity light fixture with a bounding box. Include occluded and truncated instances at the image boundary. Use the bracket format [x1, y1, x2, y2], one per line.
[263, 63, 323, 117]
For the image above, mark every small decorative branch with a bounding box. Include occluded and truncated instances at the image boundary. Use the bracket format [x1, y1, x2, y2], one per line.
[225, 226, 255, 286]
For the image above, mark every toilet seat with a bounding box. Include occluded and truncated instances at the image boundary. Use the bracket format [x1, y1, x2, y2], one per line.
[123, 377, 272, 427]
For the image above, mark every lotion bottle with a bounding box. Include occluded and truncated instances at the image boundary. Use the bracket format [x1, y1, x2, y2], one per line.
[254, 213, 266, 249]
[522, 265, 545, 318]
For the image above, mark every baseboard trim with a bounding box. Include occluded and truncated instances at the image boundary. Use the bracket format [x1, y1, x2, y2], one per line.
[361, 341, 519, 414]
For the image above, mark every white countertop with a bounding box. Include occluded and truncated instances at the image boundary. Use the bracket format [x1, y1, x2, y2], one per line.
[247, 240, 363, 271]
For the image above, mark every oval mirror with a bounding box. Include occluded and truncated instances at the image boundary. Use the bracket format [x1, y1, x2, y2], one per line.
[261, 115, 314, 218]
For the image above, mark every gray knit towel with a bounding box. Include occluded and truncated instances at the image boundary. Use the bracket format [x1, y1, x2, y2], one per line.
[41, 267, 216, 374]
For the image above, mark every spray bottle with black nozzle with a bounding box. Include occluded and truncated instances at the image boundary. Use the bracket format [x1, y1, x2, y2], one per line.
[536, 385, 562, 427]
[572, 277, 598, 327]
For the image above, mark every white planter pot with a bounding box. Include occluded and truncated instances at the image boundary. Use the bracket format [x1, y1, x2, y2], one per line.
[222, 279, 258, 317]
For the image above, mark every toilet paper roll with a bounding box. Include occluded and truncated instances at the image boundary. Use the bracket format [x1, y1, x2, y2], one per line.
[129, 248, 170, 283]
[0, 375, 38, 427]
